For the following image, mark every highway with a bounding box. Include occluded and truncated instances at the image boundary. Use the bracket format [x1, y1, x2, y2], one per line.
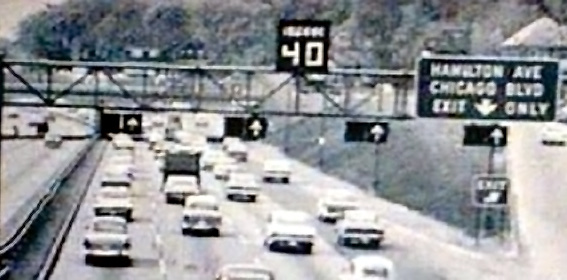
[0, 109, 92, 243]
[50, 127, 523, 280]
[508, 122, 567, 280]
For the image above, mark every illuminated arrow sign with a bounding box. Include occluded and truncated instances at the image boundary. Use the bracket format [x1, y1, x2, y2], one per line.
[249, 120, 262, 137]
[127, 117, 139, 130]
[471, 174, 510, 208]
[463, 124, 507, 147]
[245, 116, 268, 140]
[417, 55, 559, 121]
[370, 124, 385, 142]
[490, 127, 504, 146]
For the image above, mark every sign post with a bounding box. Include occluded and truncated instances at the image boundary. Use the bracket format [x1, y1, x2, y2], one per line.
[416, 56, 559, 121]
[276, 19, 331, 153]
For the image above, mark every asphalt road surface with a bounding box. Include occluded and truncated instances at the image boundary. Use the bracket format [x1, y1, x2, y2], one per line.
[508, 122, 567, 280]
[0, 110, 91, 242]
[50, 126, 522, 280]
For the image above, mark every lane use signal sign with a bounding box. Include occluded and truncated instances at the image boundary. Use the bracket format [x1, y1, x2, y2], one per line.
[344, 121, 390, 144]
[471, 174, 510, 208]
[416, 55, 558, 121]
[463, 124, 507, 147]
[276, 19, 331, 74]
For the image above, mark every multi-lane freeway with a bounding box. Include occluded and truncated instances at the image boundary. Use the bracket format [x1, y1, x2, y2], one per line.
[47, 117, 524, 280]
[0, 108, 91, 243]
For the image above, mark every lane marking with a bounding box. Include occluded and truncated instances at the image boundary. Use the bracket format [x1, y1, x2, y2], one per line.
[159, 258, 167, 276]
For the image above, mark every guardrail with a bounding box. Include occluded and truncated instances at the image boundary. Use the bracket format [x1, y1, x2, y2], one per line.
[0, 135, 98, 279]
[0, 135, 93, 140]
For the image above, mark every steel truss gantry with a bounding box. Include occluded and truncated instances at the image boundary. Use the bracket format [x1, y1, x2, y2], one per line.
[0, 54, 416, 120]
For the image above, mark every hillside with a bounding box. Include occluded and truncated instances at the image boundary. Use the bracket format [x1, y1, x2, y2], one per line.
[4, 0, 552, 233]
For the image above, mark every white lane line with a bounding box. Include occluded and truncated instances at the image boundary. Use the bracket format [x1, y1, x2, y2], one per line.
[159, 258, 167, 277]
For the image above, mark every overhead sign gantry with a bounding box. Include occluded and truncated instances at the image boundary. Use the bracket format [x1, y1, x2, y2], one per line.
[416, 55, 559, 121]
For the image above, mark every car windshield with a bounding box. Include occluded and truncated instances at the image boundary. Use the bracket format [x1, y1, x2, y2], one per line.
[326, 203, 358, 212]
[101, 179, 130, 187]
[99, 190, 129, 199]
[187, 202, 219, 211]
[361, 267, 389, 277]
[93, 220, 126, 234]
[345, 228, 382, 235]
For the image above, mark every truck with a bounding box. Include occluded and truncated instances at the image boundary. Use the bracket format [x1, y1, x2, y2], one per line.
[162, 151, 202, 186]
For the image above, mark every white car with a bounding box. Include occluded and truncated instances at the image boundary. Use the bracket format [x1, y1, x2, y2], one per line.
[262, 160, 291, 184]
[83, 216, 131, 265]
[200, 149, 228, 170]
[182, 195, 222, 236]
[112, 133, 135, 150]
[264, 210, 316, 254]
[213, 160, 240, 181]
[541, 123, 567, 146]
[215, 263, 275, 280]
[317, 191, 360, 223]
[44, 132, 63, 149]
[93, 187, 134, 221]
[162, 175, 200, 204]
[225, 172, 260, 202]
[339, 255, 395, 280]
[341, 209, 380, 224]
[147, 130, 164, 150]
[222, 137, 241, 151]
[100, 173, 132, 188]
[104, 158, 134, 178]
[226, 141, 248, 162]
[336, 220, 385, 249]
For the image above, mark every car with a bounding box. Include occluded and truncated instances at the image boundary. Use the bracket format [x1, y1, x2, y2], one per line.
[215, 263, 276, 280]
[100, 172, 132, 188]
[262, 160, 291, 184]
[93, 187, 134, 221]
[316, 191, 360, 223]
[222, 137, 241, 151]
[200, 149, 228, 171]
[83, 216, 131, 265]
[263, 210, 316, 254]
[213, 160, 240, 181]
[111, 133, 135, 150]
[226, 141, 248, 162]
[44, 132, 63, 149]
[147, 130, 164, 150]
[225, 172, 260, 202]
[541, 123, 567, 146]
[336, 220, 385, 249]
[162, 175, 200, 204]
[340, 209, 380, 224]
[182, 195, 222, 236]
[339, 255, 395, 280]
[105, 157, 135, 178]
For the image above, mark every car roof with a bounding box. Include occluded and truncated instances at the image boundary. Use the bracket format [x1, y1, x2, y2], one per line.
[92, 216, 127, 224]
[351, 255, 394, 268]
[270, 210, 309, 219]
[220, 263, 273, 273]
[186, 194, 218, 203]
[98, 187, 129, 193]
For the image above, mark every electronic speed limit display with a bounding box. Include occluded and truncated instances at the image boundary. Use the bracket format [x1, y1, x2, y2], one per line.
[276, 19, 331, 74]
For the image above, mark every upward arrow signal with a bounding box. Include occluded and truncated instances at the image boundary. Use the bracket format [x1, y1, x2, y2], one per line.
[370, 124, 384, 142]
[490, 127, 504, 146]
[127, 117, 139, 129]
[249, 120, 263, 137]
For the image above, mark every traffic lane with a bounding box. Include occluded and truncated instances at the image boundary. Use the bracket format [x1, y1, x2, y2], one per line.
[240, 153, 444, 280]
[199, 167, 350, 280]
[508, 123, 567, 279]
[1, 140, 90, 233]
[139, 149, 266, 280]
[245, 142, 520, 280]
[50, 144, 161, 280]
[135, 142, 347, 280]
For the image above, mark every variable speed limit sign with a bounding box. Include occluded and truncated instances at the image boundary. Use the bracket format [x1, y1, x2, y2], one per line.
[276, 19, 331, 74]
